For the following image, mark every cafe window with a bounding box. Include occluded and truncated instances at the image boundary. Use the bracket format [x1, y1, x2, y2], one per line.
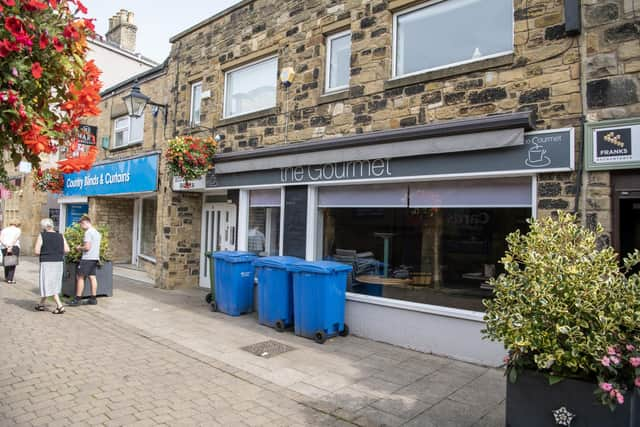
[223, 56, 278, 118]
[319, 178, 531, 312]
[325, 30, 351, 93]
[190, 82, 202, 125]
[140, 198, 157, 258]
[248, 189, 281, 256]
[393, 0, 513, 77]
[113, 115, 143, 148]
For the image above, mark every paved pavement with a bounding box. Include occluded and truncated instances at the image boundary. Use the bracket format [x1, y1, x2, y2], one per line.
[0, 258, 505, 426]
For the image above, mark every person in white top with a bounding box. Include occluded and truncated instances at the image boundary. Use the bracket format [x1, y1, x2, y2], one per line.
[68, 215, 102, 306]
[0, 219, 21, 284]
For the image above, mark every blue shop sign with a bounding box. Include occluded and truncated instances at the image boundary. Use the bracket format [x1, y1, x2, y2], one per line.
[63, 154, 159, 196]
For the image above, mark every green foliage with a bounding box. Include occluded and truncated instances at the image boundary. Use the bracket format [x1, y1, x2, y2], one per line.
[483, 211, 640, 383]
[63, 223, 110, 263]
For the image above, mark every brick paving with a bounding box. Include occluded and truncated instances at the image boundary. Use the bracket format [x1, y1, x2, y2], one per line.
[0, 259, 504, 426]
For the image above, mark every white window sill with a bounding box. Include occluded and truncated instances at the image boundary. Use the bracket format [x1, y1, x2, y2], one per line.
[346, 292, 486, 322]
[138, 254, 156, 264]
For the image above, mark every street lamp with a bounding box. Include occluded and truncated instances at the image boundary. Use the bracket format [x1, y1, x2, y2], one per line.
[122, 85, 167, 126]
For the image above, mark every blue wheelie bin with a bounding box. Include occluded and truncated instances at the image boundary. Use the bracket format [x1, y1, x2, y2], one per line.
[212, 251, 257, 316]
[287, 261, 352, 344]
[253, 256, 303, 331]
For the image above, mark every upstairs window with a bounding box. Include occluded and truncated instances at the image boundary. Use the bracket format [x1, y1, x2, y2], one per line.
[325, 30, 351, 93]
[190, 82, 202, 125]
[223, 56, 278, 118]
[394, 0, 513, 77]
[113, 116, 143, 149]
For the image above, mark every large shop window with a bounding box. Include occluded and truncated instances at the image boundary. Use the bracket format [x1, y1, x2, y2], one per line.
[140, 198, 157, 258]
[113, 115, 144, 148]
[223, 56, 278, 118]
[325, 30, 351, 93]
[394, 0, 513, 77]
[319, 178, 531, 312]
[248, 189, 281, 256]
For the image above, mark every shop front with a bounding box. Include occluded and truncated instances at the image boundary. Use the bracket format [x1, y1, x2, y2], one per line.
[586, 118, 640, 264]
[190, 113, 574, 365]
[60, 153, 160, 268]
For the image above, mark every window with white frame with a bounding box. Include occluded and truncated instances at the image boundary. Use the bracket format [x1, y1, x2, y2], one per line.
[248, 189, 281, 256]
[223, 56, 277, 118]
[113, 115, 143, 148]
[394, 0, 513, 78]
[190, 82, 202, 125]
[325, 30, 351, 93]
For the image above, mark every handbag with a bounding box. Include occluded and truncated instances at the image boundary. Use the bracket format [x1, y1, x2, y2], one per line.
[3, 254, 18, 267]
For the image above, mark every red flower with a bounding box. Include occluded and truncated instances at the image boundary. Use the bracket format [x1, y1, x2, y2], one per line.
[52, 36, 64, 52]
[23, 0, 48, 11]
[74, 0, 87, 14]
[63, 23, 79, 40]
[39, 33, 48, 49]
[31, 62, 43, 79]
[4, 17, 25, 36]
[2, 0, 16, 6]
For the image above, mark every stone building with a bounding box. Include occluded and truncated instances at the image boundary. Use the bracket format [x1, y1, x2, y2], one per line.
[9, 0, 640, 365]
[1, 9, 158, 253]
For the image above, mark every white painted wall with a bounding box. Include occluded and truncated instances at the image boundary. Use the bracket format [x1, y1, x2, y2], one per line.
[345, 297, 505, 367]
[87, 40, 156, 89]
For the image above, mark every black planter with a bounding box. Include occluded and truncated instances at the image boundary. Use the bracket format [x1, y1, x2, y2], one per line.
[61, 261, 113, 297]
[507, 370, 640, 426]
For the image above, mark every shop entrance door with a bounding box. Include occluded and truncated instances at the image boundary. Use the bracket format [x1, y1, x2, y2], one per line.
[612, 172, 640, 271]
[200, 203, 237, 288]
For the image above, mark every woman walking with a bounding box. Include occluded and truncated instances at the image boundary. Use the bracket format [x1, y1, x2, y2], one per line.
[0, 219, 21, 284]
[34, 218, 69, 314]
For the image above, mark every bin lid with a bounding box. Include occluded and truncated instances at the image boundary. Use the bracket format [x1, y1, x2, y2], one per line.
[212, 251, 258, 263]
[253, 256, 304, 269]
[287, 260, 353, 274]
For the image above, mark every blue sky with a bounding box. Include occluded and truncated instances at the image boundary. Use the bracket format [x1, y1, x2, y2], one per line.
[83, 0, 241, 63]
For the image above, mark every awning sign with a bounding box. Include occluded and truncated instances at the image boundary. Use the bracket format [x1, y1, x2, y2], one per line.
[62, 154, 158, 196]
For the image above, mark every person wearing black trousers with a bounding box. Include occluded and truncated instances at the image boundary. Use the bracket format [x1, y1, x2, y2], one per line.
[0, 219, 21, 284]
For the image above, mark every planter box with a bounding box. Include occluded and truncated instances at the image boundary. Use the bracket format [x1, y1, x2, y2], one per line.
[507, 370, 640, 426]
[61, 261, 113, 297]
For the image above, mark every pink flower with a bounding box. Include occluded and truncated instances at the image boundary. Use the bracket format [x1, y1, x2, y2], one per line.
[610, 356, 620, 365]
[601, 356, 611, 367]
[630, 357, 640, 367]
[503, 355, 510, 364]
[635, 377, 640, 387]
[626, 344, 636, 351]
[600, 382, 613, 392]
[616, 391, 625, 405]
[608, 346, 618, 356]
[610, 390, 617, 398]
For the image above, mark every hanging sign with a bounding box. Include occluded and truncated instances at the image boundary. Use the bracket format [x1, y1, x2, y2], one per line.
[586, 119, 640, 170]
[78, 124, 98, 146]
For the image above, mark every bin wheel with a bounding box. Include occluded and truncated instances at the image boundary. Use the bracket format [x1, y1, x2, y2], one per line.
[314, 330, 327, 344]
[275, 320, 286, 332]
[210, 301, 218, 312]
[205, 293, 212, 304]
[339, 323, 350, 337]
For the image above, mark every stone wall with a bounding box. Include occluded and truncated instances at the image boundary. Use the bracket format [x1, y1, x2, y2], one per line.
[580, 0, 640, 241]
[88, 197, 134, 264]
[166, 0, 584, 220]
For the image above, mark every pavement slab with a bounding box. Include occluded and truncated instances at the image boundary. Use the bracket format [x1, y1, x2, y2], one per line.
[0, 257, 505, 426]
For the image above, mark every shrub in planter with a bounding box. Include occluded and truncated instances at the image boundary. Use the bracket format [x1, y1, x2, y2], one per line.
[483, 211, 640, 425]
[62, 223, 112, 297]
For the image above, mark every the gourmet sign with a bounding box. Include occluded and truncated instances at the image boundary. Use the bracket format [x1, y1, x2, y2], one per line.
[280, 159, 391, 183]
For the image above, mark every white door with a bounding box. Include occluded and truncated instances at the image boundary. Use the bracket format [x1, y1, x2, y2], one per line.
[200, 203, 237, 288]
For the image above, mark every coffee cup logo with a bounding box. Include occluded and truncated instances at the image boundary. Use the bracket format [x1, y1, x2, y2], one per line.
[525, 143, 551, 168]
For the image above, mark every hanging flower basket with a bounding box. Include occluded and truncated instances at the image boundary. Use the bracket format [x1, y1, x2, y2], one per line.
[165, 136, 216, 184]
[32, 168, 64, 193]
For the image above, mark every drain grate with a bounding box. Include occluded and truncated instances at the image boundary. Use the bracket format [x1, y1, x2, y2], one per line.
[241, 340, 295, 358]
